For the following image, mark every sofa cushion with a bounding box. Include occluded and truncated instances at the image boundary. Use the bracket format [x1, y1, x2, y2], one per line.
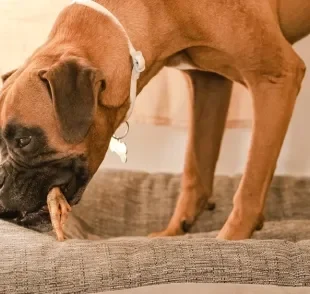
[65, 170, 310, 240]
[0, 169, 310, 293]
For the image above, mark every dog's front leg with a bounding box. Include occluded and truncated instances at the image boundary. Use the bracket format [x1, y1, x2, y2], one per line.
[218, 50, 306, 240]
[150, 71, 232, 237]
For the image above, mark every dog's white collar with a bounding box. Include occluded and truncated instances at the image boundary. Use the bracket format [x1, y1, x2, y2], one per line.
[71, 0, 146, 121]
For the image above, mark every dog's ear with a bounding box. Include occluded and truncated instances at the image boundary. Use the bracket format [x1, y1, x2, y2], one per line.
[39, 58, 105, 144]
[1, 69, 17, 84]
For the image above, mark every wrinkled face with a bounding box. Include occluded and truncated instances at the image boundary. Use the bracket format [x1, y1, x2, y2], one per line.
[0, 56, 128, 231]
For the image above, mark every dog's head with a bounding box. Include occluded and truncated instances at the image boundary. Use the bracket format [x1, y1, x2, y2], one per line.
[0, 56, 130, 231]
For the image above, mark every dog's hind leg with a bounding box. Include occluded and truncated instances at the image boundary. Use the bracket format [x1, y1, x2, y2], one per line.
[150, 71, 232, 237]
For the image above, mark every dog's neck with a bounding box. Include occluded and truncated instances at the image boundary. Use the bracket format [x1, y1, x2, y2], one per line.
[26, 0, 191, 152]
[92, 0, 186, 70]
[44, 0, 187, 98]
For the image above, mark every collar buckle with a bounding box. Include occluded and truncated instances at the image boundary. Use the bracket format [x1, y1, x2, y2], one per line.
[131, 51, 146, 75]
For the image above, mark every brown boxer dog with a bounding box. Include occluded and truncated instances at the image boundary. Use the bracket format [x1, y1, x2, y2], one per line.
[0, 0, 309, 239]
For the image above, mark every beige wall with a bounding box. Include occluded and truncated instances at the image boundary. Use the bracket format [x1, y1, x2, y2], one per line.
[0, 0, 66, 73]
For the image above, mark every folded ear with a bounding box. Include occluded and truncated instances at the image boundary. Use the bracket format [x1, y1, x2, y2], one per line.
[39, 58, 105, 144]
[1, 69, 17, 84]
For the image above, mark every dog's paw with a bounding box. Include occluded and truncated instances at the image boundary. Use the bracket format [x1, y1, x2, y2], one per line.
[255, 214, 265, 231]
[148, 231, 169, 238]
[206, 201, 216, 211]
[148, 228, 182, 238]
[216, 209, 263, 240]
[148, 219, 195, 238]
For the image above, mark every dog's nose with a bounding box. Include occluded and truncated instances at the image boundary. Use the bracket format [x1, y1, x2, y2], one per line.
[0, 169, 6, 189]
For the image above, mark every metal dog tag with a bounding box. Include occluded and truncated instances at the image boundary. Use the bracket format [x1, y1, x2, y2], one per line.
[109, 137, 128, 163]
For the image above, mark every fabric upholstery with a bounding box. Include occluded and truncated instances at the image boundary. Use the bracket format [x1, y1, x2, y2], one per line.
[0, 169, 309, 293]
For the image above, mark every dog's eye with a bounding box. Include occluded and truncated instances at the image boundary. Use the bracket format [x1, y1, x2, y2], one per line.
[16, 136, 32, 148]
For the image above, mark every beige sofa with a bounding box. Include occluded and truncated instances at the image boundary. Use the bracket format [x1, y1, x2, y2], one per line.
[0, 169, 309, 293]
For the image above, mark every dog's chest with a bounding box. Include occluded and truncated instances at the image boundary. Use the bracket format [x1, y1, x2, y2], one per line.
[166, 53, 200, 71]
[171, 61, 199, 71]
[166, 49, 244, 84]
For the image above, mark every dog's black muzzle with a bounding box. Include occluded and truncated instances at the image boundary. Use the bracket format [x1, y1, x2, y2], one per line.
[0, 155, 89, 231]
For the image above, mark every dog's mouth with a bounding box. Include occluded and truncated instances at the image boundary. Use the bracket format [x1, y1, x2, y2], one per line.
[1, 206, 52, 232]
[0, 154, 90, 232]
[1, 179, 85, 232]
[7, 206, 51, 230]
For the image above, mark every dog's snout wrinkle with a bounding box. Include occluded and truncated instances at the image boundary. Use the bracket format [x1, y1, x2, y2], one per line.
[8, 153, 31, 170]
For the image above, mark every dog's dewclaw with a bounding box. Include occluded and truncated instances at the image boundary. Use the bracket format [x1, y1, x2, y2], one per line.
[47, 187, 72, 241]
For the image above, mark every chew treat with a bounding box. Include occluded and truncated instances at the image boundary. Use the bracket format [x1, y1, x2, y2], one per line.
[47, 187, 72, 241]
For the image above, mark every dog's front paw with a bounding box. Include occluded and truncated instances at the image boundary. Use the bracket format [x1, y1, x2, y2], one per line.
[148, 230, 173, 238]
[148, 219, 194, 238]
[148, 227, 182, 238]
[216, 209, 264, 240]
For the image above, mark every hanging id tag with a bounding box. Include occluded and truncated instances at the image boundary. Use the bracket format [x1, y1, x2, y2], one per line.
[109, 137, 128, 163]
